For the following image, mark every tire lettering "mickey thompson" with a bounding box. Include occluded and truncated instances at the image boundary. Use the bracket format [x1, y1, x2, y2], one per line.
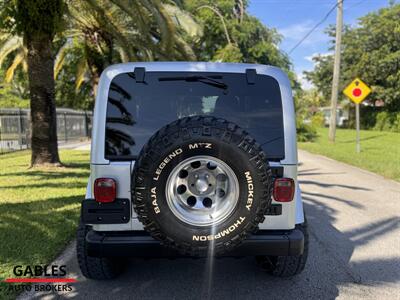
[153, 148, 183, 181]
[192, 216, 246, 241]
[245, 171, 254, 211]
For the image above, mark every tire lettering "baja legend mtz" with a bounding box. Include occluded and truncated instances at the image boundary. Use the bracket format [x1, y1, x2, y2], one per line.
[153, 148, 183, 181]
[150, 187, 160, 214]
[188, 143, 212, 149]
[245, 171, 254, 211]
[153, 144, 213, 181]
[192, 216, 246, 241]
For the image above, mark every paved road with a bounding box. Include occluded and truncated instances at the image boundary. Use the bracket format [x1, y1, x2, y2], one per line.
[20, 150, 400, 300]
[59, 141, 91, 151]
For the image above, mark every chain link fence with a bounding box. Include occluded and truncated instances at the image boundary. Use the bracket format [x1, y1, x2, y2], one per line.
[0, 108, 92, 154]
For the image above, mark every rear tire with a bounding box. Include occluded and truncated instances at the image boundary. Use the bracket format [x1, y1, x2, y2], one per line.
[76, 221, 124, 280]
[256, 217, 309, 277]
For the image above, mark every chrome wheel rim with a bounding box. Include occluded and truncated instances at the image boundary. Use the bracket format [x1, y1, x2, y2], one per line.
[165, 155, 239, 227]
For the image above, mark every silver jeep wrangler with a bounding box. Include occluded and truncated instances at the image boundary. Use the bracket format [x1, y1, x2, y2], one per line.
[77, 62, 308, 279]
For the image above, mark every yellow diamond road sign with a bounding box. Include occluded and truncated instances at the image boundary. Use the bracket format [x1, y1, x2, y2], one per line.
[343, 78, 371, 104]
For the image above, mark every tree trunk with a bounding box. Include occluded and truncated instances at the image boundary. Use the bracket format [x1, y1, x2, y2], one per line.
[26, 32, 61, 166]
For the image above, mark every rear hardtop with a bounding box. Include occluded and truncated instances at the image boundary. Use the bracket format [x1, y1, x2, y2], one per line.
[91, 62, 297, 166]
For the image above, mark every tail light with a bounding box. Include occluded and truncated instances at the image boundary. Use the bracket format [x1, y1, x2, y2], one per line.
[94, 178, 116, 203]
[273, 178, 295, 202]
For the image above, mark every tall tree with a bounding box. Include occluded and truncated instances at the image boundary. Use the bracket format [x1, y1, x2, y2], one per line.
[0, 0, 65, 166]
[305, 3, 400, 112]
[185, 1, 290, 66]
[184, 0, 297, 88]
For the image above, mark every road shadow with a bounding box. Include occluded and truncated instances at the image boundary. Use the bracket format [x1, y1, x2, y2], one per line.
[38, 195, 398, 300]
[303, 195, 399, 285]
[340, 134, 386, 144]
[299, 180, 371, 191]
[298, 168, 346, 177]
[302, 191, 365, 209]
[15, 167, 399, 300]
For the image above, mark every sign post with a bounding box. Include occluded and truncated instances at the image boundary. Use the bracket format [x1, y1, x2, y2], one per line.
[355, 103, 360, 153]
[343, 78, 371, 153]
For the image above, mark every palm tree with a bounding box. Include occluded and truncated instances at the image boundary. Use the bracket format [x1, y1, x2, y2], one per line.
[0, 0, 201, 165]
[61, 0, 200, 97]
[1, 0, 201, 99]
[0, 0, 65, 166]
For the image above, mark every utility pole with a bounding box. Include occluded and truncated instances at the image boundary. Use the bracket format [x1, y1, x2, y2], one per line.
[328, 0, 343, 142]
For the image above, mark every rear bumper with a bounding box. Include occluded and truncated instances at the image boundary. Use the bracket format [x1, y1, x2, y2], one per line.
[86, 228, 304, 258]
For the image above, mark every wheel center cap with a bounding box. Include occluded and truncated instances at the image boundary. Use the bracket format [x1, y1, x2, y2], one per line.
[195, 178, 208, 193]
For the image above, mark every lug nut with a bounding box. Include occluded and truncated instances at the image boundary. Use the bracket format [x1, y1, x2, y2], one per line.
[207, 162, 217, 170]
[216, 174, 227, 181]
[178, 169, 188, 178]
[177, 185, 187, 194]
[191, 161, 201, 169]
[202, 197, 212, 208]
[187, 196, 196, 207]
[217, 189, 225, 198]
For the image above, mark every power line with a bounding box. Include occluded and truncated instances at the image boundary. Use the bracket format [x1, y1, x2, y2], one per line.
[344, 0, 366, 10]
[288, 0, 342, 54]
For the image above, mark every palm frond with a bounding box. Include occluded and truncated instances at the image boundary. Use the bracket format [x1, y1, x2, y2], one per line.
[54, 39, 73, 79]
[110, 0, 175, 51]
[75, 57, 89, 92]
[85, 0, 135, 60]
[148, 0, 175, 51]
[173, 35, 197, 60]
[5, 49, 25, 82]
[0, 36, 23, 67]
[163, 3, 202, 38]
[116, 46, 130, 62]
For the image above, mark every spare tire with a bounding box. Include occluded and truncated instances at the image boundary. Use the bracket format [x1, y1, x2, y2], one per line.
[132, 116, 273, 256]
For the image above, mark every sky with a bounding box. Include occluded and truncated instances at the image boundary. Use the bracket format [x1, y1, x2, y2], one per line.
[248, 0, 395, 89]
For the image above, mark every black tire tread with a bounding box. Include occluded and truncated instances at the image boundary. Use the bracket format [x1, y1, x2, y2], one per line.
[132, 116, 273, 256]
[76, 221, 123, 280]
[257, 218, 309, 277]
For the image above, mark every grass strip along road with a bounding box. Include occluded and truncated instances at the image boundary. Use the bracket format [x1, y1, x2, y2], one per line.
[0, 150, 89, 300]
[299, 128, 400, 181]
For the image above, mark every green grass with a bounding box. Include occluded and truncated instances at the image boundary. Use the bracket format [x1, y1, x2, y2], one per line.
[0, 150, 89, 299]
[299, 128, 400, 181]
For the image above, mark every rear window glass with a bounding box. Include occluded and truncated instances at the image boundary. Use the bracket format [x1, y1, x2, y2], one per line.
[105, 71, 284, 160]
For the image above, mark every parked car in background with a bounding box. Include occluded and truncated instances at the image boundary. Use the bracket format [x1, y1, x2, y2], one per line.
[321, 106, 349, 127]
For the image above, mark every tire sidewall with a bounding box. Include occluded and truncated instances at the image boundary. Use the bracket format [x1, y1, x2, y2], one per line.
[134, 137, 267, 247]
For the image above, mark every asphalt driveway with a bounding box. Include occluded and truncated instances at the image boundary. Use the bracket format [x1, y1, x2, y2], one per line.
[19, 150, 400, 300]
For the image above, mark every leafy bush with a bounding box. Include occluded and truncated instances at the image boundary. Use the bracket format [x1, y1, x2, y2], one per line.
[346, 106, 400, 132]
[394, 114, 400, 132]
[374, 112, 400, 132]
[0, 83, 29, 108]
[297, 119, 318, 142]
[311, 112, 325, 128]
[359, 106, 379, 129]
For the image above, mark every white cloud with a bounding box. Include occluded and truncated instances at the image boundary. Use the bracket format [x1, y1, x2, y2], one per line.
[279, 20, 314, 39]
[296, 71, 314, 90]
[278, 20, 330, 46]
